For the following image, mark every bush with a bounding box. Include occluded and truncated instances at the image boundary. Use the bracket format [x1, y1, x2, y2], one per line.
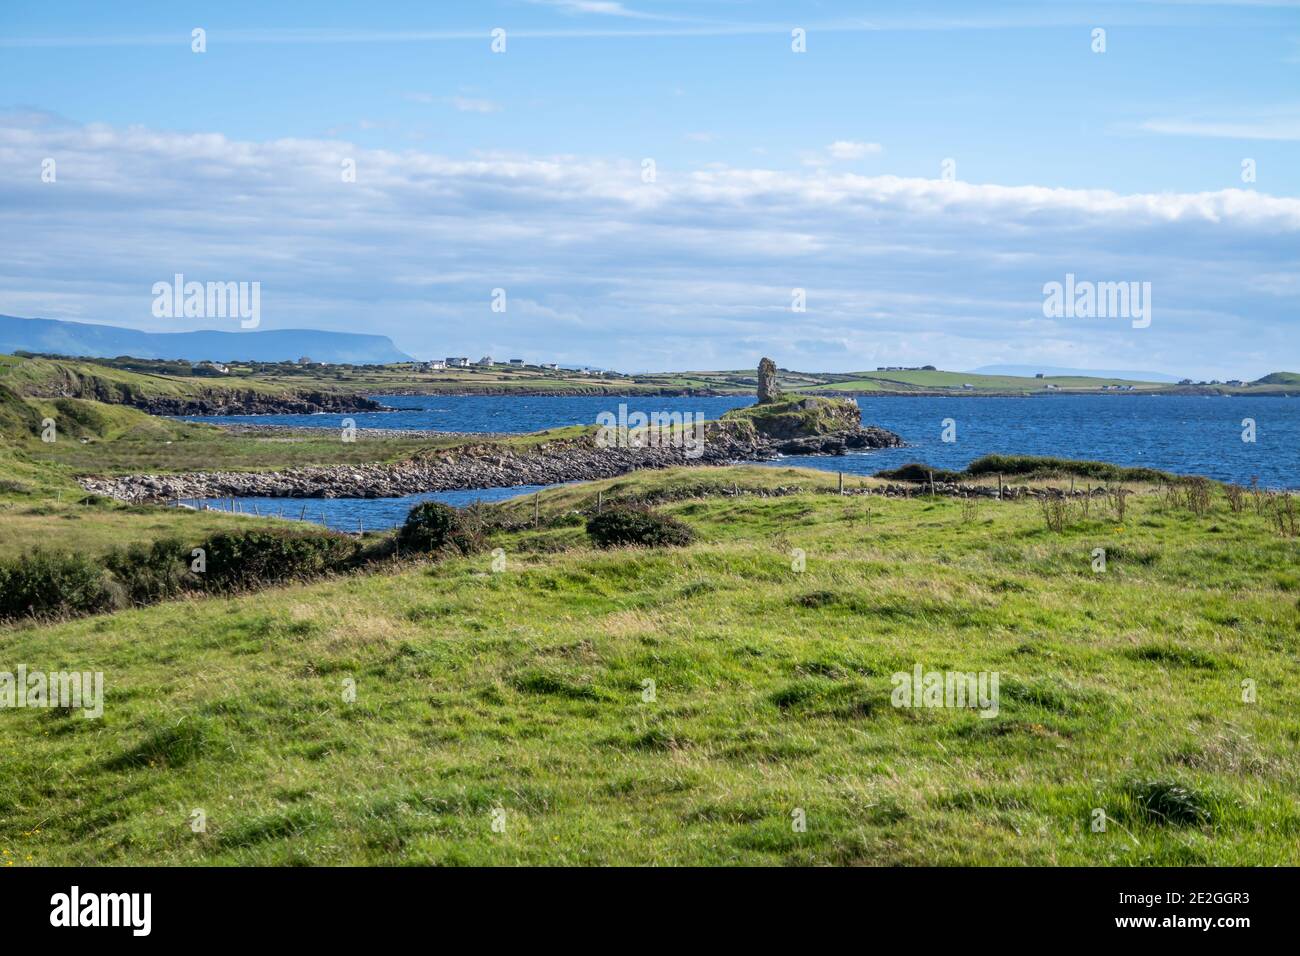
[104, 536, 192, 606]
[1183, 477, 1213, 515]
[880, 455, 1189, 485]
[397, 501, 484, 556]
[586, 506, 695, 548]
[873, 462, 964, 482]
[196, 528, 360, 590]
[0, 550, 117, 621]
[965, 454, 1179, 484]
[1038, 496, 1070, 532]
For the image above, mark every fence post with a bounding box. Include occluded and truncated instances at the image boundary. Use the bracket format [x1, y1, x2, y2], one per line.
[597, 490, 603, 513]
[534, 493, 540, 526]
[997, 474, 1003, 500]
[838, 472, 844, 496]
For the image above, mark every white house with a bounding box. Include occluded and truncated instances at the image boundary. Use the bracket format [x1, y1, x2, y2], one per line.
[446, 357, 470, 367]
[478, 355, 494, 366]
[508, 358, 525, 367]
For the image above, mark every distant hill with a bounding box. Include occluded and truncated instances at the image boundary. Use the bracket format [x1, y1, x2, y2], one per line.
[0, 315, 412, 365]
[1255, 372, 1300, 385]
[969, 364, 1180, 383]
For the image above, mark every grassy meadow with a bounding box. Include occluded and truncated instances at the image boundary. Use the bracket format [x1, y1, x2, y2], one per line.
[1, 465, 1297, 866]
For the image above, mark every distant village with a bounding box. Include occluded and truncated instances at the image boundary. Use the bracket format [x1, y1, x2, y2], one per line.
[189, 355, 621, 377]
[420, 356, 622, 376]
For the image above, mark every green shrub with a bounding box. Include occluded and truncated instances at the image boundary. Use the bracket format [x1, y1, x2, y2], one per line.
[397, 501, 484, 555]
[0, 550, 118, 621]
[196, 528, 360, 590]
[873, 462, 964, 482]
[586, 506, 695, 548]
[877, 456, 1187, 484]
[104, 536, 192, 606]
[965, 455, 1180, 484]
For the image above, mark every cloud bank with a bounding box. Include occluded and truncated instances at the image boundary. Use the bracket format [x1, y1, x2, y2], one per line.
[1, 114, 1296, 377]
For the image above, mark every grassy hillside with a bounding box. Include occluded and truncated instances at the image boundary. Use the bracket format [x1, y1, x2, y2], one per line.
[0, 428, 300, 559]
[1, 465, 1296, 865]
[1256, 372, 1300, 386]
[809, 370, 1166, 394]
[0, 354, 292, 401]
[0, 382, 451, 479]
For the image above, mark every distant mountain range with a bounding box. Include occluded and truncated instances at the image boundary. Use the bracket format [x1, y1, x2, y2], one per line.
[0, 315, 412, 365]
[969, 364, 1183, 383]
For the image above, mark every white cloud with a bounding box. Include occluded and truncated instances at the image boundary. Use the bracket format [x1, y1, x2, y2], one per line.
[1142, 117, 1300, 141]
[448, 96, 502, 114]
[0, 116, 1296, 377]
[528, 0, 663, 18]
[827, 140, 883, 160]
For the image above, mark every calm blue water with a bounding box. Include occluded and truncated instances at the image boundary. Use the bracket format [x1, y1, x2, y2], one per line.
[181, 393, 1299, 528]
[181, 484, 560, 533]
[186, 393, 1299, 486]
[182, 394, 754, 433]
[830, 394, 1297, 489]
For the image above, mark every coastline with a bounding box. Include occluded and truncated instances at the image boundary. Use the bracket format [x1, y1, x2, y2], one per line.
[79, 415, 905, 502]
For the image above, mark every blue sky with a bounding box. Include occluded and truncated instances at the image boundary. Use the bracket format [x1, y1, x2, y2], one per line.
[1, 0, 1297, 377]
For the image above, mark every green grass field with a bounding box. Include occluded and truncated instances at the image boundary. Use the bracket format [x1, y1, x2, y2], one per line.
[807, 370, 1165, 393]
[2, 465, 1297, 865]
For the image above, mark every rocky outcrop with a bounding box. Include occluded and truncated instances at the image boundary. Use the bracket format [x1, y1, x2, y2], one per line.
[79, 407, 905, 503]
[718, 395, 874, 440]
[130, 390, 384, 416]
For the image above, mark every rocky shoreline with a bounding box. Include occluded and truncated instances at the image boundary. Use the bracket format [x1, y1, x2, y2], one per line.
[23, 364, 387, 415]
[80, 419, 904, 502]
[136, 390, 385, 416]
[212, 423, 505, 440]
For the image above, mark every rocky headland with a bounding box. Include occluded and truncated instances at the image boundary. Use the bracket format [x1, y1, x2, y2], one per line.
[29, 372, 384, 416]
[134, 390, 386, 416]
[80, 391, 905, 502]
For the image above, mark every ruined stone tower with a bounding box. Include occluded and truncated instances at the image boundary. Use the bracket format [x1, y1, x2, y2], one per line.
[757, 357, 781, 404]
